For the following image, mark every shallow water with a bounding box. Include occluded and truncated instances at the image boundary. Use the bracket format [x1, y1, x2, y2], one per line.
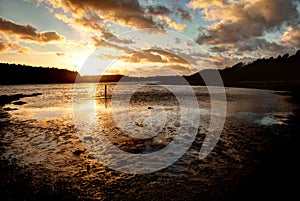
[0, 83, 293, 125]
[0, 83, 298, 200]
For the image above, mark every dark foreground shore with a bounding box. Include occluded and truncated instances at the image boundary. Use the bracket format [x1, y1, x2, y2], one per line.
[231, 106, 300, 200]
[0, 91, 300, 201]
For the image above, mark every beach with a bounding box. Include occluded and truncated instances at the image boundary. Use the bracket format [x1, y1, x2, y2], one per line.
[0, 83, 300, 200]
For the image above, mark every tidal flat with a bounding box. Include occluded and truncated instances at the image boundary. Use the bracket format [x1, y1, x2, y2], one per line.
[0, 83, 299, 200]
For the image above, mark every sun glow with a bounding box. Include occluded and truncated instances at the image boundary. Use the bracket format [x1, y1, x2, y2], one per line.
[78, 56, 118, 76]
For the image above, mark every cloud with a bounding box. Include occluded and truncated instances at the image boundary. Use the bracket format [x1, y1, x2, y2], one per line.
[236, 38, 285, 53]
[41, 0, 159, 29]
[0, 17, 37, 38]
[98, 28, 134, 44]
[176, 7, 192, 22]
[0, 17, 64, 43]
[207, 37, 293, 68]
[188, 0, 226, 9]
[111, 64, 188, 77]
[56, 52, 65, 56]
[167, 64, 194, 75]
[120, 49, 189, 64]
[155, 15, 186, 31]
[0, 32, 10, 41]
[109, 35, 134, 44]
[209, 46, 229, 53]
[189, 0, 299, 45]
[206, 37, 291, 67]
[209, 54, 249, 68]
[187, 0, 300, 68]
[0, 40, 31, 54]
[0, 41, 9, 53]
[281, 26, 300, 47]
[132, 64, 193, 76]
[54, 8, 135, 45]
[39, 31, 64, 42]
[42, 0, 189, 38]
[144, 5, 191, 31]
[144, 5, 187, 31]
[72, 15, 103, 31]
[65, 15, 125, 42]
[146, 5, 172, 15]
[54, 13, 71, 23]
[17, 47, 31, 53]
[0, 40, 21, 53]
[121, 50, 164, 63]
[146, 4, 192, 22]
[91, 37, 132, 53]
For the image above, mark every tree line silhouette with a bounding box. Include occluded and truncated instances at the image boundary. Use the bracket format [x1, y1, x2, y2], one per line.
[0, 64, 78, 84]
[0, 64, 124, 84]
[187, 49, 300, 90]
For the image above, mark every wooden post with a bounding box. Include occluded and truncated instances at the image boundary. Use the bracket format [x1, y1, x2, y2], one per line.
[104, 84, 107, 99]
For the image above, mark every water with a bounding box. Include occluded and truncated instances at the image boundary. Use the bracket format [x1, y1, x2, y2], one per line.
[0, 83, 298, 200]
[0, 83, 293, 124]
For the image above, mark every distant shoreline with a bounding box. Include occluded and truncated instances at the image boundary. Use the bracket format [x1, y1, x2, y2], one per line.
[1, 80, 300, 94]
[1, 49, 300, 91]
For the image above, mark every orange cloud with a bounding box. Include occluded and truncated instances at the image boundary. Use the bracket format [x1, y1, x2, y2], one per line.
[188, 0, 299, 45]
[188, 0, 226, 9]
[120, 49, 188, 64]
[41, 0, 192, 41]
[54, 13, 71, 24]
[17, 47, 32, 54]
[54, 9, 136, 47]
[91, 37, 132, 53]
[39, 31, 64, 42]
[56, 52, 65, 56]
[0, 40, 20, 53]
[281, 26, 300, 47]
[156, 15, 186, 31]
[41, 0, 158, 29]
[0, 17, 64, 43]
[0, 41, 9, 53]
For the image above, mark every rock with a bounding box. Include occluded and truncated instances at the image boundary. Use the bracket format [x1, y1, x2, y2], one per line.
[3, 107, 18, 111]
[12, 101, 26, 105]
[87, 165, 90, 174]
[31, 93, 42, 96]
[73, 150, 85, 156]
[148, 106, 153, 109]
[83, 135, 93, 142]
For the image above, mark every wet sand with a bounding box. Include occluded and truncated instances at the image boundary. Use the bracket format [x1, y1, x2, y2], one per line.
[1, 91, 300, 201]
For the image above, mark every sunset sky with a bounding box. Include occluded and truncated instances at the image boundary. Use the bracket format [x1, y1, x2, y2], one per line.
[1, 0, 300, 76]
